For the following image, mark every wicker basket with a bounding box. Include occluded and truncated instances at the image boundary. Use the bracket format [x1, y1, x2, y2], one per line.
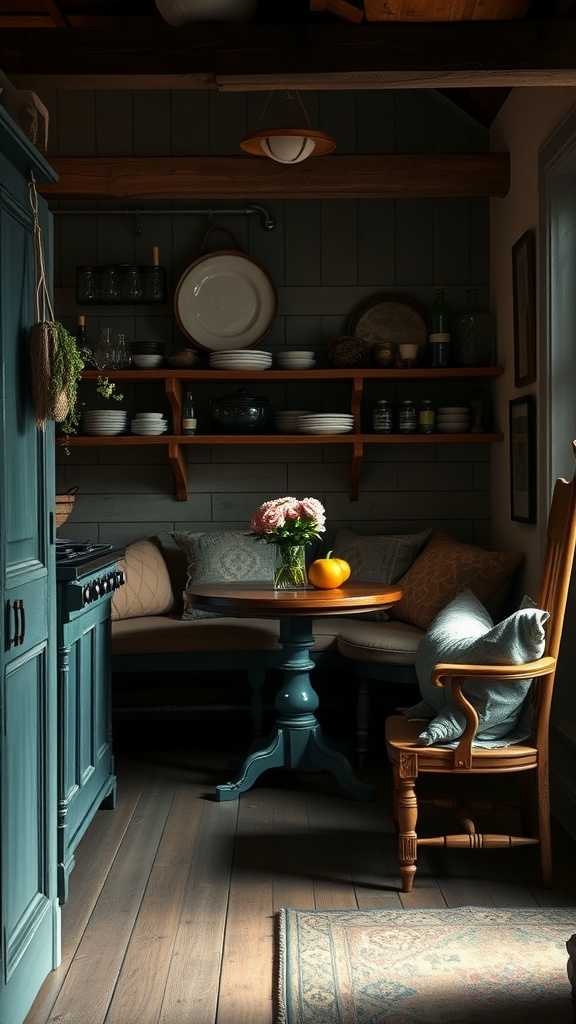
[364, 0, 529, 20]
[55, 489, 77, 530]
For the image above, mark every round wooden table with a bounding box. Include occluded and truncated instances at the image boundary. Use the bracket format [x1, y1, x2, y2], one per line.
[189, 582, 402, 802]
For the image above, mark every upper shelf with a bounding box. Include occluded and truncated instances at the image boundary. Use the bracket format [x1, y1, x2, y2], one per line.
[40, 154, 510, 201]
[81, 367, 503, 382]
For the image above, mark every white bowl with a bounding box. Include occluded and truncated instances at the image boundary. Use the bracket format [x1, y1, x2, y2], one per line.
[133, 355, 164, 368]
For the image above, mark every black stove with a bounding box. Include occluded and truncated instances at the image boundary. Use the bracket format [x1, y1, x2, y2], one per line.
[56, 540, 124, 581]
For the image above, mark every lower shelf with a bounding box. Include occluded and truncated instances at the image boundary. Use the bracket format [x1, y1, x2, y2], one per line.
[57, 432, 502, 501]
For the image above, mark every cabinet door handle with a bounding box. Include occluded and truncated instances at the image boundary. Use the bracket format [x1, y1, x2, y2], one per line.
[18, 601, 26, 646]
[5, 601, 17, 650]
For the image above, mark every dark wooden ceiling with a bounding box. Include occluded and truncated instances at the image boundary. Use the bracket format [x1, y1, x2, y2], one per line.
[2, 0, 576, 127]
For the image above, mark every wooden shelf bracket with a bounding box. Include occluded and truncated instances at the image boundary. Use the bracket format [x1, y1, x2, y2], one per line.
[168, 441, 188, 501]
[350, 439, 364, 502]
[164, 377, 183, 434]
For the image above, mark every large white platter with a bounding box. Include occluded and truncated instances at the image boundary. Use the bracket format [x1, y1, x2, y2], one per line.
[175, 252, 277, 351]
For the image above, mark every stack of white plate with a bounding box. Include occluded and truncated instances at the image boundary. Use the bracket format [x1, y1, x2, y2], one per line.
[276, 350, 316, 370]
[209, 350, 273, 370]
[297, 413, 354, 435]
[437, 406, 470, 434]
[131, 413, 168, 436]
[82, 410, 128, 436]
[275, 410, 314, 434]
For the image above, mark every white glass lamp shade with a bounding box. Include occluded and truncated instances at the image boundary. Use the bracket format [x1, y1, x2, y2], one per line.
[259, 134, 317, 164]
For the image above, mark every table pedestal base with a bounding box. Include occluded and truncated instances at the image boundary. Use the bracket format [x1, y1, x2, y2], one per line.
[216, 614, 374, 803]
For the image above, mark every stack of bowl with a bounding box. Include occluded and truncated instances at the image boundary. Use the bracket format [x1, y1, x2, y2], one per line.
[132, 341, 164, 369]
[82, 409, 128, 436]
[276, 350, 316, 370]
[275, 410, 313, 434]
[131, 412, 168, 436]
[436, 406, 470, 434]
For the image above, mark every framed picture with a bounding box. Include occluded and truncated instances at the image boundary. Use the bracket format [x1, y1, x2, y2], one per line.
[512, 229, 537, 387]
[509, 396, 537, 523]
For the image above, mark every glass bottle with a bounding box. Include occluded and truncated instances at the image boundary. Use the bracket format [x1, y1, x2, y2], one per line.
[419, 399, 435, 434]
[94, 327, 114, 368]
[115, 333, 131, 368]
[454, 289, 496, 367]
[429, 289, 451, 367]
[144, 245, 166, 303]
[183, 390, 196, 435]
[76, 314, 88, 351]
[431, 289, 450, 334]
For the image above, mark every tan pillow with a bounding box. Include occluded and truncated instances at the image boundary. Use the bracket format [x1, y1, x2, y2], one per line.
[391, 532, 523, 631]
[111, 539, 175, 621]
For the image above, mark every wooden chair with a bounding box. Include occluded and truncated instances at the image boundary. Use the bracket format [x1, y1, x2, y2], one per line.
[385, 447, 576, 893]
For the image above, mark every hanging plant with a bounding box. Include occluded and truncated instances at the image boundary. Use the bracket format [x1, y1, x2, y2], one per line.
[27, 174, 85, 435]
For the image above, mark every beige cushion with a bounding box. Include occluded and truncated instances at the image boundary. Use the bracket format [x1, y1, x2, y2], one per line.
[111, 615, 342, 656]
[337, 620, 424, 665]
[391, 532, 523, 631]
[111, 540, 175, 621]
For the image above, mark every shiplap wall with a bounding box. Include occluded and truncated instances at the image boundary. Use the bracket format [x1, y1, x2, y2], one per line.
[51, 88, 493, 547]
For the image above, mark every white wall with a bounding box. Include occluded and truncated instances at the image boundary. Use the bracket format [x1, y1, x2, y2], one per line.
[490, 87, 576, 593]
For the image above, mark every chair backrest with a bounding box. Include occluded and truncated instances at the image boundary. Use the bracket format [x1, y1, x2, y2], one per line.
[534, 443, 576, 745]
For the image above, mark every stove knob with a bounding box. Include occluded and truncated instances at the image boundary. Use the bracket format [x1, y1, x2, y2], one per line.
[101, 577, 109, 594]
[83, 585, 92, 605]
[90, 582, 100, 601]
[108, 572, 118, 591]
[116, 571, 126, 588]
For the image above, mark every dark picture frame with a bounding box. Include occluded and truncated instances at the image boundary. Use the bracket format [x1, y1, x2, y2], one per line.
[509, 396, 537, 524]
[512, 229, 537, 388]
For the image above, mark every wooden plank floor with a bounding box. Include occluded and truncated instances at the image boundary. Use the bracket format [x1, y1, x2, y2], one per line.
[26, 748, 576, 1024]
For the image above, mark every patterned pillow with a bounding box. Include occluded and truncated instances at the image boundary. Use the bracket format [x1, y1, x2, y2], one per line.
[174, 530, 275, 620]
[391, 532, 523, 630]
[111, 539, 175, 621]
[405, 590, 548, 747]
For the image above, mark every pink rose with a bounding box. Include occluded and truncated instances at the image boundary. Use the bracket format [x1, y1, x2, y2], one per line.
[298, 497, 326, 531]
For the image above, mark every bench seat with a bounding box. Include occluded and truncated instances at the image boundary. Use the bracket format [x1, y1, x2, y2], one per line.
[111, 615, 345, 655]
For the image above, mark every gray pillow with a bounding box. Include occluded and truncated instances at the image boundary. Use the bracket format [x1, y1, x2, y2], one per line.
[333, 528, 430, 621]
[334, 528, 430, 583]
[406, 590, 549, 748]
[173, 530, 275, 620]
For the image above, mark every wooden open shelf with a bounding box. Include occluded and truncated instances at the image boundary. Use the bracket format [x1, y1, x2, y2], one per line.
[41, 154, 510, 201]
[71, 366, 502, 500]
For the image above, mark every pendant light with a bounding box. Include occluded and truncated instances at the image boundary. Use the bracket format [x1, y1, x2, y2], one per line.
[240, 92, 336, 164]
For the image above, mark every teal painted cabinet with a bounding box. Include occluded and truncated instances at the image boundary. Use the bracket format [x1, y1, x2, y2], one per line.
[0, 109, 59, 1024]
[57, 569, 118, 903]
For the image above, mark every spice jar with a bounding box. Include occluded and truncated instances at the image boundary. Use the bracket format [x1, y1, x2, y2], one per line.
[419, 399, 435, 434]
[372, 399, 393, 434]
[372, 341, 396, 368]
[399, 399, 417, 434]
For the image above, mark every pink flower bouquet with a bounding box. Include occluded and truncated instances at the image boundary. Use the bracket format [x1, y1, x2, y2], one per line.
[250, 496, 326, 588]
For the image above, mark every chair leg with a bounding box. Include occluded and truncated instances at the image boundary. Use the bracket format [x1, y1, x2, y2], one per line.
[536, 761, 553, 887]
[392, 765, 399, 828]
[397, 774, 418, 893]
[356, 680, 370, 770]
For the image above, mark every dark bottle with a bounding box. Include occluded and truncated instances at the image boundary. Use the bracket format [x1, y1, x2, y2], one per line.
[431, 289, 450, 334]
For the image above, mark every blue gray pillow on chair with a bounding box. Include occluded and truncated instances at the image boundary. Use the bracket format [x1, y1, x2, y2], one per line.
[174, 530, 275, 619]
[406, 590, 549, 748]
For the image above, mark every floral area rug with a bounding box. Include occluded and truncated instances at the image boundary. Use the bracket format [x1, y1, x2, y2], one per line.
[277, 906, 575, 1024]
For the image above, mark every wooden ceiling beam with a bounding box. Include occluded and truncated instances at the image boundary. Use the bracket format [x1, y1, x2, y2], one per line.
[2, 20, 576, 78]
[40, 154, 510, 201]
[42, 0, 68, 27]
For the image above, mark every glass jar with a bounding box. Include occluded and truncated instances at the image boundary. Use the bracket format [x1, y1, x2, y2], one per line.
[399, 399, 417, 434]
[114, 333, 132, 368]
[77, 266, 97, 304]
[419, 400, 435, 434]
[101, 266, 120, 303]
[372, 341, 396, 368]
[429, 332, 451, 368]
[118, 265, 143, 303]
[372, 399, 393, 434]
[143, 265, 166, 303]
[454, 308, 496, 367]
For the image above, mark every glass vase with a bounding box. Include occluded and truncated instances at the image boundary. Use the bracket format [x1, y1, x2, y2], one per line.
[273, 544, 308, 590]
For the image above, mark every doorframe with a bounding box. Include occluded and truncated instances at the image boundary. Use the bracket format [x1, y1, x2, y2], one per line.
[539, 106, 576, 535]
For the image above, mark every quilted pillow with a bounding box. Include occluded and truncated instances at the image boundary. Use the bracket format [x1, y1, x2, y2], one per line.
[111, 539, 175, 621]
[391, 532, 522, 630]
[405, 590, 549, 748]
[174, 530, 275, 620]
